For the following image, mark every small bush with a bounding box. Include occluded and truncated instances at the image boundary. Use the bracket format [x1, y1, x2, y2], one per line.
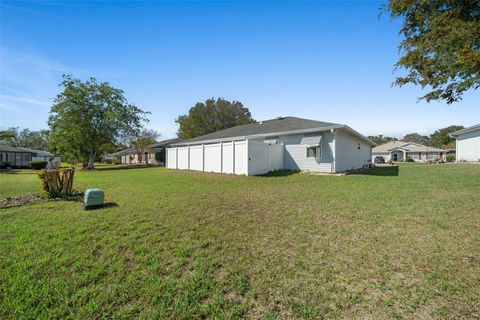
[446, 154, 456, 162]
[405, 157, 415, 162]
[29, 160, 48, 170]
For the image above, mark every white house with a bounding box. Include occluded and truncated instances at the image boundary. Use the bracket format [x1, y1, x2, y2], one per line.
[450, 124, 480, 162]
[166, 117, 375, 176]
[372, 141, 445, 162]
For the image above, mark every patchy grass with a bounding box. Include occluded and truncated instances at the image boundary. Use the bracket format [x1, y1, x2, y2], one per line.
[0, 164, 479, 319]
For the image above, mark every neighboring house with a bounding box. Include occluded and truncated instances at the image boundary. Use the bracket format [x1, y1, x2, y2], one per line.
[450, 124, 480, 162]
[0, 145, 60, 168]
[0, 144, 34, 168]
[166, 116, 375, 176]
[17, 147, 54, 161]
[372, 141, 445, 162]
[115, 138, 181, 165]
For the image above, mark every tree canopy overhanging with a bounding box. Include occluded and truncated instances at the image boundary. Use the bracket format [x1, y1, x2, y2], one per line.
[388, 0, 480, 103]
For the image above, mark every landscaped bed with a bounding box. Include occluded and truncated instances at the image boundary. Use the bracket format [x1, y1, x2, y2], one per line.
[0, 164, 479, 319]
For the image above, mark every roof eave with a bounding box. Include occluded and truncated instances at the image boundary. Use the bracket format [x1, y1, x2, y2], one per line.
[171, 125, 347, 146]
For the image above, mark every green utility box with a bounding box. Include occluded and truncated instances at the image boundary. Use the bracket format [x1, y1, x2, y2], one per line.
[84, 188, 105, 210]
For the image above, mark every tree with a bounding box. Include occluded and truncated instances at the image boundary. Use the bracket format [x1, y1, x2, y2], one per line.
[129, 129, 159, 163]
[0, 127, 50, 150]
[367, 135, 398, 145]
[402, 133, 430, 145]
[49, 75, 149, 169]
[388, 1, 480, 103]
[430, 125, 465, 148]
[176, 98, 255, 139]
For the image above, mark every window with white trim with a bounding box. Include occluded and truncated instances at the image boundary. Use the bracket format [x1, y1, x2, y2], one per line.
[306, 145, 322, 159]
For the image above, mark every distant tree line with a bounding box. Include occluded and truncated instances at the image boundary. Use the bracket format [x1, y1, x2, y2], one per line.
[368, 125, 464, 149]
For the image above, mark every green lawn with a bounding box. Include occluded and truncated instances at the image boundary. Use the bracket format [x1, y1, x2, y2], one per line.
[1, 164, 479, 319]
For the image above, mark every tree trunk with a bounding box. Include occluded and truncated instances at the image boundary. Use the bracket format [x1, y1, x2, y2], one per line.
[86, 153, 95, 170]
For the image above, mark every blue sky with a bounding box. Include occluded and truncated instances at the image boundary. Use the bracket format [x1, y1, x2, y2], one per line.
[1, 1, 478, 139]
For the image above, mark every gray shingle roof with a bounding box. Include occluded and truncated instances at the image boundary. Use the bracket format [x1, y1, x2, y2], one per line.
[176, 117, 341, 144]
[0, 144, 31, 153]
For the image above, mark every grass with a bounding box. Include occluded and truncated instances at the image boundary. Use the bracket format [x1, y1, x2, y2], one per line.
[0, 164, 479, 319]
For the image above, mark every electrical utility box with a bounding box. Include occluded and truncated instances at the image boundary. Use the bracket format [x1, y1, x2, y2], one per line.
[84, 188, 105, 210]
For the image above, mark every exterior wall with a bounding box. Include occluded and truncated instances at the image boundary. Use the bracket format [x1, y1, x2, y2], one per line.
[281, 132, 335, 173]
[335, 130, 372, 172]
[456, 129, 480, 162]
[121, 151, 158, 164]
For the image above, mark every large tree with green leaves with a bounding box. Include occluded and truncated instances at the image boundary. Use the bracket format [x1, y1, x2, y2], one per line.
[430, 125, 465, 148]
[367, 135, 398, 145]
[388, 0, 480, 103]
[402, 133, 430, 145]
[49, 75, 149, 169]
[176, 98, 255, 139]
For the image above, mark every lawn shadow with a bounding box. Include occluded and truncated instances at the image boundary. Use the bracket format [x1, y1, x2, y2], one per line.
[260, 170, 300, 177]
[353, 165, 399, 177]
[93, 165, 158, 171]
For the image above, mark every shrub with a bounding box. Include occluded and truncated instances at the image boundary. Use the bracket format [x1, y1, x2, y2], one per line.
[405, 157, 415, 162]
[446, 154, 456, 162]
[29, 160, 48, 170]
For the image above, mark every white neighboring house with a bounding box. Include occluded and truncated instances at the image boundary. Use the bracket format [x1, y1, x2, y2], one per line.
[450, 124, 480, 162]
[166, 117, 375, 176]
[372, 141, 445, 162]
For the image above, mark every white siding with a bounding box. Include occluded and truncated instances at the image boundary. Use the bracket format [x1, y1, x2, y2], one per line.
[456, 129, 480, 162]
[177, 147, 189, 169]
[166, 148, 177, 169]
[282, 133, 334, 173]
[335, 130, 372, 172]
[189, 145, 204, 171]
[204, 143, 222, 173]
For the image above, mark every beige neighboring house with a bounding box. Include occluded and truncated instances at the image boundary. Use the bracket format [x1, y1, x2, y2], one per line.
[372, 141, 445, 162]
[114, 138, 181, 166]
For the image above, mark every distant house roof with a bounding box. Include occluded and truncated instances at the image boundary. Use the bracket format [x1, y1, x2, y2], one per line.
[148, 138, 182, 148]
[449, 124, 480, 137]
[0, 144, 33, 153]
[172, 117, 375, 146]
[373, 141, 445, 153]
[112, 138, 182, 156]
[17, 147, 53, 157]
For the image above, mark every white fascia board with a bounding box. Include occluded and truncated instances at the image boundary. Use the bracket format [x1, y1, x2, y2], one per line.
[449, 124, 480, 137]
